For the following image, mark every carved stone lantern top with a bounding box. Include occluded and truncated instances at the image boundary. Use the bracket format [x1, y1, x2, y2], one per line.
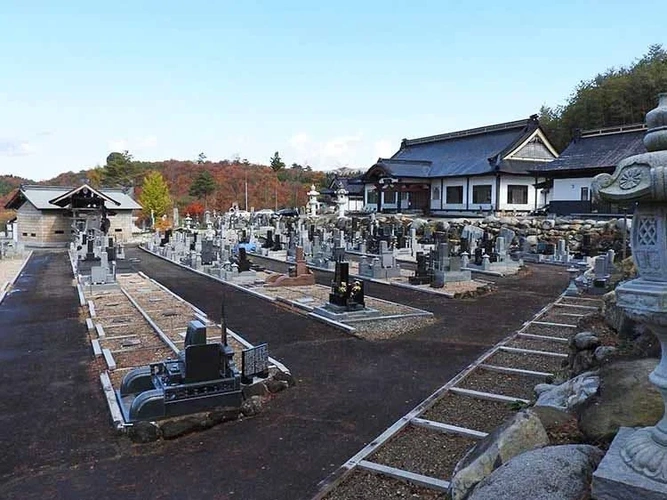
[593, 93, 667, 204]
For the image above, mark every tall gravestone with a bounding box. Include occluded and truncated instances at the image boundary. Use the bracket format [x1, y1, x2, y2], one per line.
[591, 93, 667, 499]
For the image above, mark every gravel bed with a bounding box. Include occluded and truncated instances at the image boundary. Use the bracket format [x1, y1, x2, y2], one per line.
[457, 368, 546, 400]
[325, 470, 449, 499]
[352, 316, 436, 340]
[112, 346, 176, 368]
[100, 334, 164, 352]
[422, 391, 517, 433]
[389, 278, 492, 298]
[0, 255, 29, 285]
[538, 311, 584, 324]
[506, 336, 569, 354]
[484, 350, 565, 373]
[102, 323, 155, 336]
[370, 426, 476, 480]
[559, 297, 603, 308]
[523, 323, 577, 339]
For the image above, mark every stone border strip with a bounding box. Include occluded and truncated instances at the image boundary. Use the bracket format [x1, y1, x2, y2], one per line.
[532, 320, 578, 328]
[478, 363, 554, 378]
[0, 251, 33, 306]
[554, 302, 598, 310]
[410, 417, 489, 440]
[357, 460, 451, 492]
[312, 291, 580, 498]
[120, 287, 180, 355]
[499, 346, 568, 358]
[518, 332, 569, 343]
[449, 387, 531, 405]
[100, 372, 125, 429]
[102, 348, 116, 371]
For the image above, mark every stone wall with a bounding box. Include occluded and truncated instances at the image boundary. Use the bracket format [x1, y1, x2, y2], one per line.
[436, 215, 630, 255]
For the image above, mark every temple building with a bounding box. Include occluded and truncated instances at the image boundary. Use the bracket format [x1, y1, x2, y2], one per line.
[360, 115, 558, 214]
[529, 123, 646, 215]
[4, 184, 142, 247]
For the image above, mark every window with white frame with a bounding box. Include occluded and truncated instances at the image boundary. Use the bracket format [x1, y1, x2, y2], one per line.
[367, 190, 378, 204]
[384, 190, 397, 204]
[507, 185, 528, 204]
[446, 186, 463, 204]
[472, 185, 492, 204]
[580, 187, 590, 201]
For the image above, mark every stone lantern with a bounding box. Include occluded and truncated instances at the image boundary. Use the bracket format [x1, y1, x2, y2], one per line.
[307, 185, 319, 217]
[592, 93, 667, 498]
[335, 183, 349, 218]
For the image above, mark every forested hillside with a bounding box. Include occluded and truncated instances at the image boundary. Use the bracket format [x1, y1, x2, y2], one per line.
[539, 44, 667, 150]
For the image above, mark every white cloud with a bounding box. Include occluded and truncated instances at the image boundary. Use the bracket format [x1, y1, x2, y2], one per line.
[289, 132, 310, 149]
[107, 139, 128, 151]
[285, 132, 365, 170]
[0, 139, 36, 156]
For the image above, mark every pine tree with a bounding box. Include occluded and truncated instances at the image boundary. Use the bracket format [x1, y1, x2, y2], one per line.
[270, 151, 285, 172]
[189, 170, 217, 209]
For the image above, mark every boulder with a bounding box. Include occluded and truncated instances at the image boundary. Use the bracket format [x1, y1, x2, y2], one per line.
[160, 416, 203, 439]
[265, 378, 289, 393]
[526, 235, 539, 246]
[572, 331, 600, 351]
[571, 350, 596, 376]
[273, 370, 296, 387]
[242, 381, 269, 398]
[127, 421, 160, 443]
[241, 395, 264, 417]
[449, 410, 549, 500]
[467, 445, 603, 500]
[593, 345, 617, 363]
[602, 290, 636, 338]
[578, 358, 662, 443]
[534, 371, 600, 412]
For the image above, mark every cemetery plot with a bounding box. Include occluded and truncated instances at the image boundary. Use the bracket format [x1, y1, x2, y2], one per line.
[422, 391, 518, 433]
[484, 348, 565, 374]
[325, 470, 449, 500]
[249, 280, 434, 338]
[523, 322, 579, 339]
[457, 368, 547, 400]
[83, 272, 262, 427]
[368, 426, 478, 481]
[504, 335, 570, 354]
[537, 309, 587, 324]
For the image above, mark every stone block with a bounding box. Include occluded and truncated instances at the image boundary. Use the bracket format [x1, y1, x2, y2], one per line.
[593, 427, 667, 500]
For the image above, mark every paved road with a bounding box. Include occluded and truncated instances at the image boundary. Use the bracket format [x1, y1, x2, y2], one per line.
[1, 249, 568, 500]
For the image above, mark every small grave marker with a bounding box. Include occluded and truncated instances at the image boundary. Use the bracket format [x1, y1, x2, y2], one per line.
[242, 343, 269, 383]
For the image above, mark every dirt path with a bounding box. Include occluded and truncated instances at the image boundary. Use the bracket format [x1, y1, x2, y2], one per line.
[1, 248, 568, 500]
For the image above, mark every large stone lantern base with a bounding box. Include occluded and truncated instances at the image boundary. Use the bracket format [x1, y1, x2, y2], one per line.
[593, 428, 667, 500]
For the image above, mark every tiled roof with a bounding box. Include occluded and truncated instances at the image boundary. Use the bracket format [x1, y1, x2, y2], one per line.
[531, 124, 646, 173]
[4, 185, 142, 210]
[369, 117, 545, 179]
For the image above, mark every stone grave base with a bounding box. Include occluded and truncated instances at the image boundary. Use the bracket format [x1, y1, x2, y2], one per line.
[592, 427, 667, 500]
[312, 304, 381, 322]
[433, 270, 471, 284]
[218, 270, 256, 284]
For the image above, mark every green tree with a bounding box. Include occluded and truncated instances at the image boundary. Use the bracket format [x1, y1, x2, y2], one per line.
[102, 150, 139, 187]
[139, 171, 172, 225]
[197, 152, 207, 164]
[189, 170, 217, 208]
[539, 44, 667, 151]
[270, 151, 285, 172]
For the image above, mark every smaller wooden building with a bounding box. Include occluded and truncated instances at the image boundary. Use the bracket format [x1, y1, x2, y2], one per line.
[530, 124, 646, 215]
[4, 184, 142, 247]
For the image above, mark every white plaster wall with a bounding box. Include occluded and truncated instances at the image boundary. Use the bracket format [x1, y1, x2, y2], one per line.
[468, 175, 495, 211]
[498, 176, 540, 211]
[553, 177, 594, 201]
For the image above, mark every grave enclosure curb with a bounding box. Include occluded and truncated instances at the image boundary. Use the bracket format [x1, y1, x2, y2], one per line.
[73, 250, 293, 433]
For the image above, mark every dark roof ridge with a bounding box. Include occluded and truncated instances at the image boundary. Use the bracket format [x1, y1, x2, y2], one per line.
[401, 117, 534, 147]
[378, 158, 432, 165]
[581, 123, 647, 138]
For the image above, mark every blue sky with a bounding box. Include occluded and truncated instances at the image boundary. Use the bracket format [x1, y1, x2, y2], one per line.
[0, 0, 664, 180]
